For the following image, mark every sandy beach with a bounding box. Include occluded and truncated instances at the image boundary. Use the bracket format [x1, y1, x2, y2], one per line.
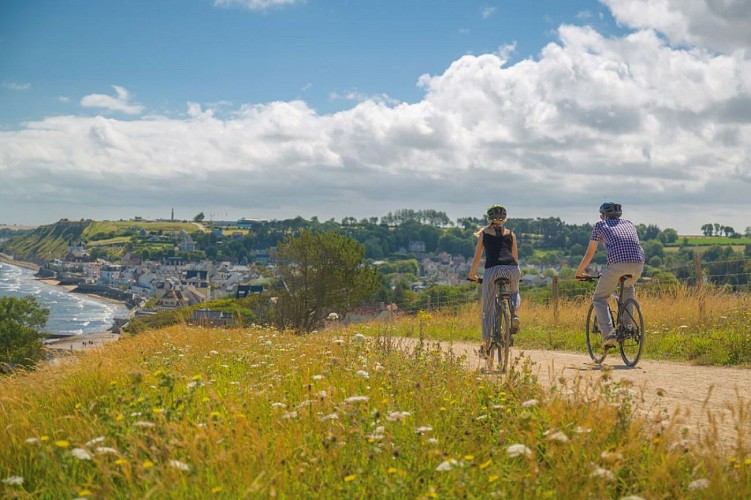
[46, 331, 121, 352]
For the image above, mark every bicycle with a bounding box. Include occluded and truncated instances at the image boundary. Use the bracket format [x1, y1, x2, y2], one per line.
[470, 277, 516, 374]
[578, 274, 645, 367]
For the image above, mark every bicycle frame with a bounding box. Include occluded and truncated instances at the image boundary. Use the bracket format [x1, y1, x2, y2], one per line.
[475, 277, 514, 373]
[583, 274, 645, 367]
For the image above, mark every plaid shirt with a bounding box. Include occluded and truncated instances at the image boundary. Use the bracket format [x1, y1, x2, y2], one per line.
[591, 218, 645, 264]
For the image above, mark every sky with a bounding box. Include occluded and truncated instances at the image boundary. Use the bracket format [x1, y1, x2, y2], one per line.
[1, 0, 750, 235]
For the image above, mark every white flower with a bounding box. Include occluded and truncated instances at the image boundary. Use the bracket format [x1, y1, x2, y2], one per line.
[169, 460, 190, 471]
[546, 431, 569, 443]
[134, 421, 156, 428]
[344, 396, 369, 404]
[209, 350, 219, 355]
[186, 381, 200, 389]
[333, 339, 345, 345]
[85, 436, 105, 447]
[320, 413, 339, 422]
[521, 399, 538, 408]
[475, 414, 488, 421]
[327, 312, 339, 321]
[436, 459, 460, 471]
[355, 370, 370, 379]
[353, 333, 366, 341]
[24, 437, 39, 444]
[590, 467, 616, 481]
[506, 444, 532, 458]
[271, 402, 287, 408]
[95, 447, 119, 455]
[282, 411, 298, 419]
[427, 438, 439, 445]
[2, 476, 24, 486]
[600, 450, 623, 462]
[574, 426, 592, 434]
[415, 426, 433, 435]
[318, 390, 327, 399]
[386, 411, 412, 422]
[71, 448, 92, 460]
[312, 374, 324, 380]
[688, 478, 709, 491]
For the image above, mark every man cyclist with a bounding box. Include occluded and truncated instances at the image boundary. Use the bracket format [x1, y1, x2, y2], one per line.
[468, 205, 521, 358]
[575, 202, 645, 348]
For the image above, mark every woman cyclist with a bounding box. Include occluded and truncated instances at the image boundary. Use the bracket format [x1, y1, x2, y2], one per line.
[468, 205, 521, 357]
[575, 202, 645, 348]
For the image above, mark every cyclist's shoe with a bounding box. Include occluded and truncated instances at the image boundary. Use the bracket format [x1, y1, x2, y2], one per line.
[511, 315, 521, 334]
[602, 334, 617, 349]
[478, 343, 488, 359]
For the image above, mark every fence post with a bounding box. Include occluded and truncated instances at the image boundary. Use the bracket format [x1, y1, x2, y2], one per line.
[552, 276, 559, 324]
[693, 253, 702, 289]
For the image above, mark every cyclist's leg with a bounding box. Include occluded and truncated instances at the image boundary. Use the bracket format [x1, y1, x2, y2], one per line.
[593, 266, 619, 339]
[480, 267, 497, 352]
[611, 262, 644, 328]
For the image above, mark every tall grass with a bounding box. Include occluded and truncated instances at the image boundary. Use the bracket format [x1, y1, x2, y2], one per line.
[369, 284, 751, 366]
[1, 323, 749, 498]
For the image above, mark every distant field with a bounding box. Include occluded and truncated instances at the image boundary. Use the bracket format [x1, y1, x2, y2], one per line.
[676, 235, 751, 245]
[84, 220, 207, 236]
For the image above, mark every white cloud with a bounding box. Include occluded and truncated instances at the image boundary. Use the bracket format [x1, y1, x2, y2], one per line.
[481, 7, 497, 19]
[2, 81, 31, 91]
[213, 0, 305, 11]
[80, 85, 144, 115]
[1, 4, 750, 233]
[601, 0, 751, 53]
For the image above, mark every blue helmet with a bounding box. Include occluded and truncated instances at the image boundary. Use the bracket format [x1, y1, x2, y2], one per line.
[599, 202, 622, 218]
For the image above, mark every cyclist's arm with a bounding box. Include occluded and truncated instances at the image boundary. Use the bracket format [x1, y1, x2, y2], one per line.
[510, 230, 519, 263]
[468, 231, 484, 281]
[576, 240, 599, 278]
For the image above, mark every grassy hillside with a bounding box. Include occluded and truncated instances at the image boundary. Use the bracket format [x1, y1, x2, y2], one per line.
[1, 323, 749, 498]
[0, 220, 91, 263]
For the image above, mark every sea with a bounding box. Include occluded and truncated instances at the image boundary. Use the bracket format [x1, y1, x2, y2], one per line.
[0, 261, 128, 337]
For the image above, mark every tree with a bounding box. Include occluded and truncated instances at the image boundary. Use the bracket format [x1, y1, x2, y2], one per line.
[193, 212, 205, 223]
[701, 224, 714, 236]
[272, 230, 380, 332]
[0, 296, 49, 370]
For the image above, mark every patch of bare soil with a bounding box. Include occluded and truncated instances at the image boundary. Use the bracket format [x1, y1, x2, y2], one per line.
[399, 338, 750, 451]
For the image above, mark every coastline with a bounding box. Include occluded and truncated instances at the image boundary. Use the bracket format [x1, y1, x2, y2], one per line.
[0, 256, 130, 337]
[0, 252, 40, 271]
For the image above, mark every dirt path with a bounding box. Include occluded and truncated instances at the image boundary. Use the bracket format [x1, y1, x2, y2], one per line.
[399, 338, 750, 451]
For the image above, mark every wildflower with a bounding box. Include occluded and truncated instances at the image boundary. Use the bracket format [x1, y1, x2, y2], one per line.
[436, 459, 460, 471]
[479, 460, 492, 469]
[574, 426, 592, 434]
[312, 374, 324, 380]
[327, 312, 339, 321]
[24, 437, 39, 444]
[71, 448, 92, 460]
[142, 459, 155, 469]
[209, 350, 219, 355]
[355, 370, 369, 379]
[590, 467, 616, 481]
[344, 395, 369, 404]
[386, 411, 412, 422]
[353, 333, 366, 341]
[333, 339, 345, 345]
[475, 414, 488, 421]
[283, 411, 298, 419]
[344, 474, 356, 482]
[85, 436, 105, 447]
[134, 421, 156, 428]
[191, 374, 202, 381]
[211, 486, 223, 494]
[546, 431, 569, 443]
[688, 478, 709, 491]
[506, 444, 532, 458]
[415, 426, 433, 435]
[488, 475, 499, 483]
[186, 381, 200, 389]
[2, 476, 23, 486]
[521, 399, 538, 408]
[427, 438, 439, 445]
[169, 460, 190, 471]
[320, 413, 339, 422]
[271, 402, 287, 408]
[77, 489, 93, 497]
[95, 447, 119, 455]
[54, 440, 70, 448]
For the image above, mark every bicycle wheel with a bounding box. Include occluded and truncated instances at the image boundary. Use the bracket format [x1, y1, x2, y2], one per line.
[618, 298, 645, 367]
[585, 303, 611, 364]
[498, 300, 511, 373]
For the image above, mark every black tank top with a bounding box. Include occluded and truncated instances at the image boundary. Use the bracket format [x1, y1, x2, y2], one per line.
[483, 228, 517, 268]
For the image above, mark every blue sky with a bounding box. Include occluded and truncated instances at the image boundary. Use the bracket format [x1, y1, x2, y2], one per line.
[1, 0, 750, 234]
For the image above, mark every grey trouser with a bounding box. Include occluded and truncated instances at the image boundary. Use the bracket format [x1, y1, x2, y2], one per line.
[481, 265, 521, 340]
[593, 262, 644, 338]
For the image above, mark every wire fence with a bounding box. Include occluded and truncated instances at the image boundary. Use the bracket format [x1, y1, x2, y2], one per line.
[369, 256, 751, 318]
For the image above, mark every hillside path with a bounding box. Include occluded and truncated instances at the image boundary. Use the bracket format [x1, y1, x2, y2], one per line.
[397, 338, 750, 451]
